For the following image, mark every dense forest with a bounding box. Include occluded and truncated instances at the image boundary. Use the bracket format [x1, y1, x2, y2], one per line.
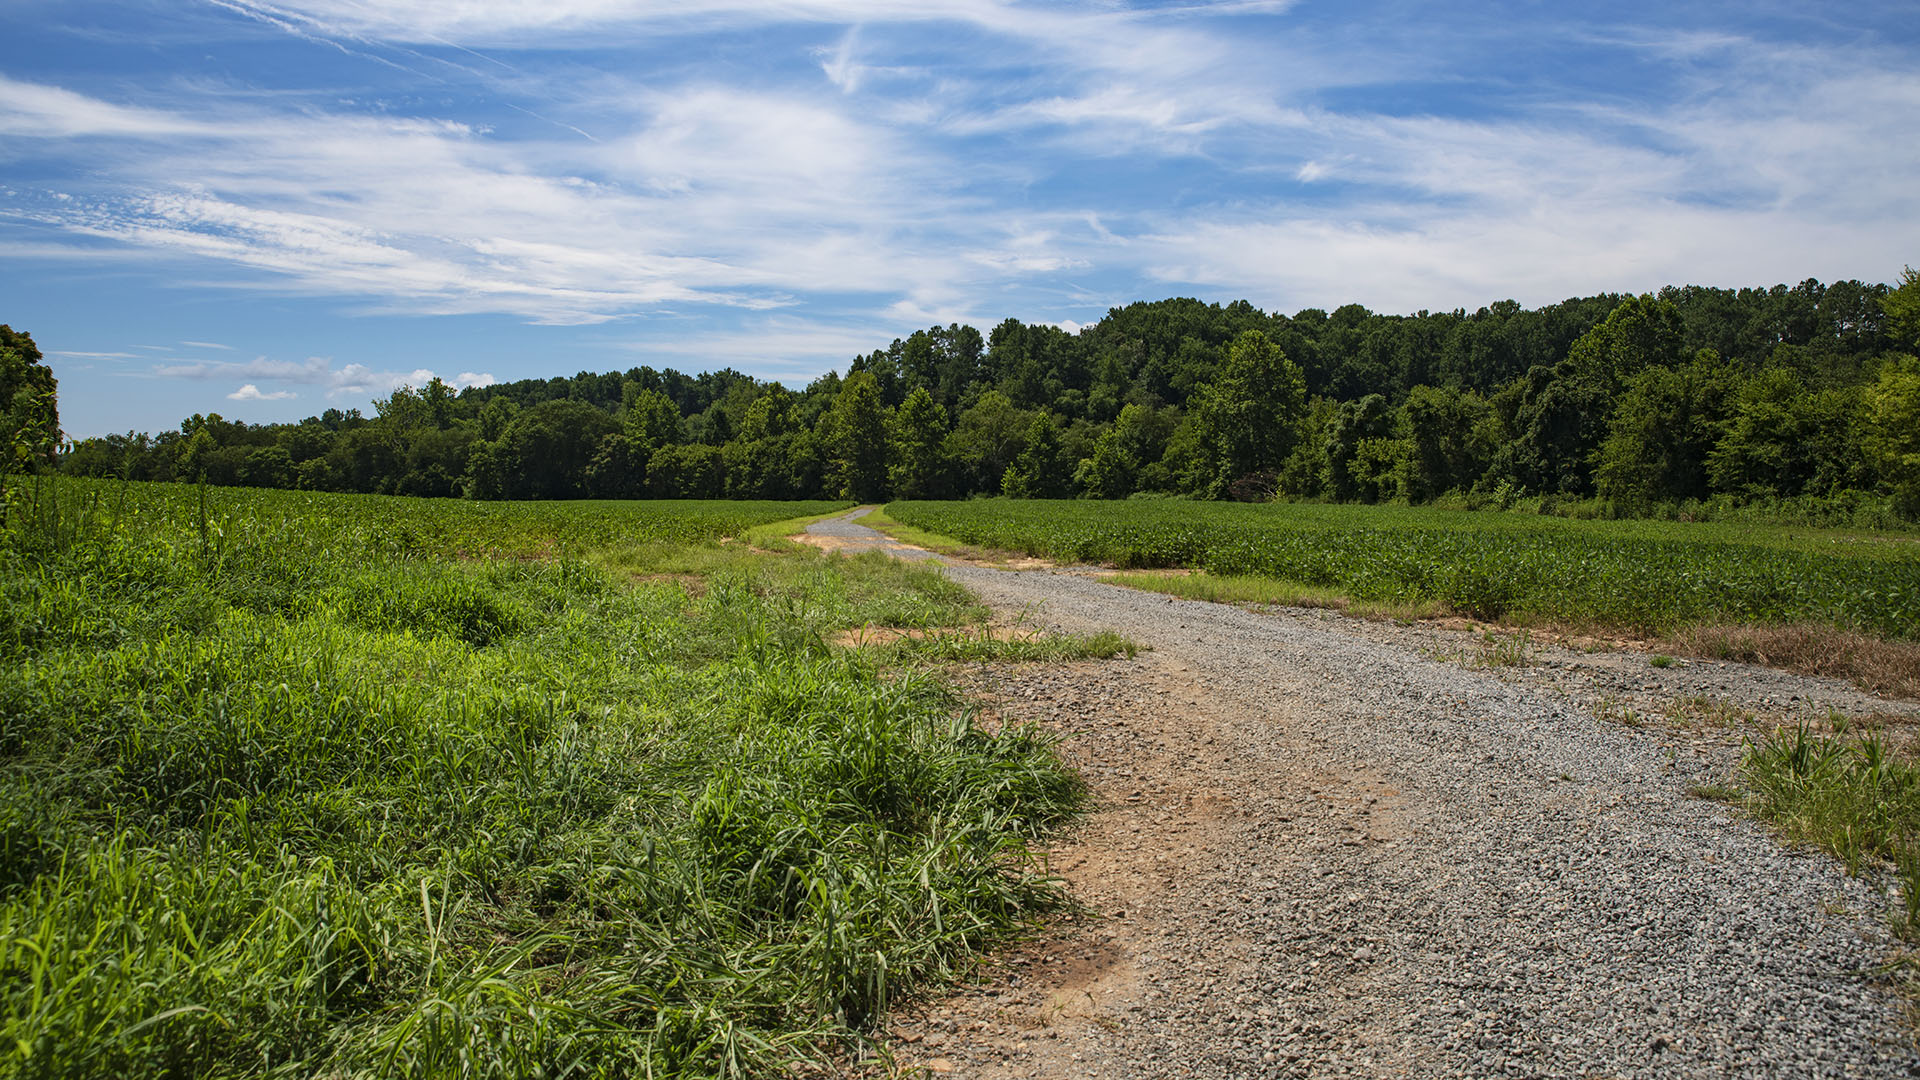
[33, 270, 1920, 520]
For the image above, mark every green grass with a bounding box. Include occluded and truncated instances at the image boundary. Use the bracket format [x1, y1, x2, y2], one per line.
[1743, 723, 1920, 937]
[859, 505, 1010, 562]
[737, 506, 862, 552]
[0, 479, 1089, 1079]
[888, 498, 1920, 639]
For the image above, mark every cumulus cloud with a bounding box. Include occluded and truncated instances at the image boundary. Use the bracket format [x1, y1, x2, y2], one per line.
[227, 383, 296, 401]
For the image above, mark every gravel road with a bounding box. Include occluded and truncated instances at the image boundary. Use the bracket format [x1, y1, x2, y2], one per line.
[804, 511, 1920, 1078]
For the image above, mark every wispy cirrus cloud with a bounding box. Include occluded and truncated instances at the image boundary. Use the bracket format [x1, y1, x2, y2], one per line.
[1, 68, 1026, 324]
[6, 0, 1920, 439]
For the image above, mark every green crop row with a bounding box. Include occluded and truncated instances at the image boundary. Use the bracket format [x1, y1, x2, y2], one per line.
[886, 499, 1920, 638]
[6, 476, 849, 560]
[0, 480, 1081, 1079]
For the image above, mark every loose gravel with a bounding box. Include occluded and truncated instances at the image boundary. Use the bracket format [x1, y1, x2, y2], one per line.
[805, 511, 1920, 1078]
[798, 506, 943, 560]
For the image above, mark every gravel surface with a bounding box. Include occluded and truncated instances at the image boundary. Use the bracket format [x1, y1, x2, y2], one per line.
[804, 511, 1920, 1078]
[799, 506, 943, 560]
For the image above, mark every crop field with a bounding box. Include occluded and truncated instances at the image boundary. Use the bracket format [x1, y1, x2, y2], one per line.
[0, 480, 1089, 1079]
[886, 499, 1920, 639]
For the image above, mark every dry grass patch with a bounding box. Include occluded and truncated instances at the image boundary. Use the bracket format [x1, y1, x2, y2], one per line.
[1664, 693, 1756, 730]
[831, 624, 1028, 648]
[1105, 570, 1444, 621]
[1109, 570, 1920, 704]
[1667, 623, 1920, 701]
[831, 623, 1140, 662]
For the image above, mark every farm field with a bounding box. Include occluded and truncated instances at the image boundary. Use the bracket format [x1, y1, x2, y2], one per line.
[886, 499, 1920, 641]
[0, 480, 1093, 1079]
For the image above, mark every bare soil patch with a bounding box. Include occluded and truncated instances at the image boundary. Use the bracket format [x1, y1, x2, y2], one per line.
[882, 657, 1251, 1079]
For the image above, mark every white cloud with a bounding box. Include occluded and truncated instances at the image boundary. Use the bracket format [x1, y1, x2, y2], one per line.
[156, 355, 336, 382]
[5, 74, 1010, 324]
[156, 355, 497, 399]
[1124, 41, 1920, 312]
[227, 383, 296, 401]
[207, 0, 1282, 47]
[5, 4, 1918, 368]
[817, 27, 865, 92]
[0, 74, 207, 139]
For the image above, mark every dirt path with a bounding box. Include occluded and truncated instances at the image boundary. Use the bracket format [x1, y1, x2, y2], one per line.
[796, 506, 945, 560]
[802, 511, 1920, 1078]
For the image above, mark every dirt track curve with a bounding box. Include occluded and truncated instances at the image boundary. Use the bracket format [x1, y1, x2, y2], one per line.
[806, 509, 1920, 1079]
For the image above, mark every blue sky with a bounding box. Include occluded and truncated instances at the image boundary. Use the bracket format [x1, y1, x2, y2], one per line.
[3, 1, 1917, 437]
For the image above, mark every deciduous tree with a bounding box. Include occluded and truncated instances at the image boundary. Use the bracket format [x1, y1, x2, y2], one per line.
[887, 387, 953, 500]
[825, 371, 890, 502]
[1, 325, 58, 471]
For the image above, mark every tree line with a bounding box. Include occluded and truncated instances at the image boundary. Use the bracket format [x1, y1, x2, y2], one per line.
[44, 269, 1920, 519]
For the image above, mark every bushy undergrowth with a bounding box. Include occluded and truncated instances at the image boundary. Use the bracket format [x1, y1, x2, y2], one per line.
[0, 479, 1082, 1078]
[890, 499, 1920, 638]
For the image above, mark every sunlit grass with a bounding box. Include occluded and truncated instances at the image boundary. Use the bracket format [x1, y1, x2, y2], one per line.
[0, 478, 1090, 1079]
[1743, 723, 1920, 939]
[888, 498, 1920, 639]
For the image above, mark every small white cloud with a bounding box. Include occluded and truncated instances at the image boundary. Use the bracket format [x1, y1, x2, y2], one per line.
[156, 355, 493, 401]
[157, 355, 334, 382]
[818, 28, 865, 93]
[227, 383, 296, 401]
[180, 339, 235, 350]
[1295, 160, 1328, 182]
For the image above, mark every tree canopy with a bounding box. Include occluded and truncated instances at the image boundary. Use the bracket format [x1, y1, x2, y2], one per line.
[1, 325, 58, 472]
[46, 269, 1920, 521]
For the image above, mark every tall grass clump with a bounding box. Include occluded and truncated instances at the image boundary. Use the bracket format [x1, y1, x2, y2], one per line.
[1743, 724, 1920, 936]
[0, 479, 1080, 1079]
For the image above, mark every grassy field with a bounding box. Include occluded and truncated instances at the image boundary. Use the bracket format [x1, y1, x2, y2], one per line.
[0, 480, 1105, 1079]
[886, 499, 1920, 641]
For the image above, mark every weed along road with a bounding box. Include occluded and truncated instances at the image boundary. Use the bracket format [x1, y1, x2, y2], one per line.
[807, 509, 1920, 1078]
